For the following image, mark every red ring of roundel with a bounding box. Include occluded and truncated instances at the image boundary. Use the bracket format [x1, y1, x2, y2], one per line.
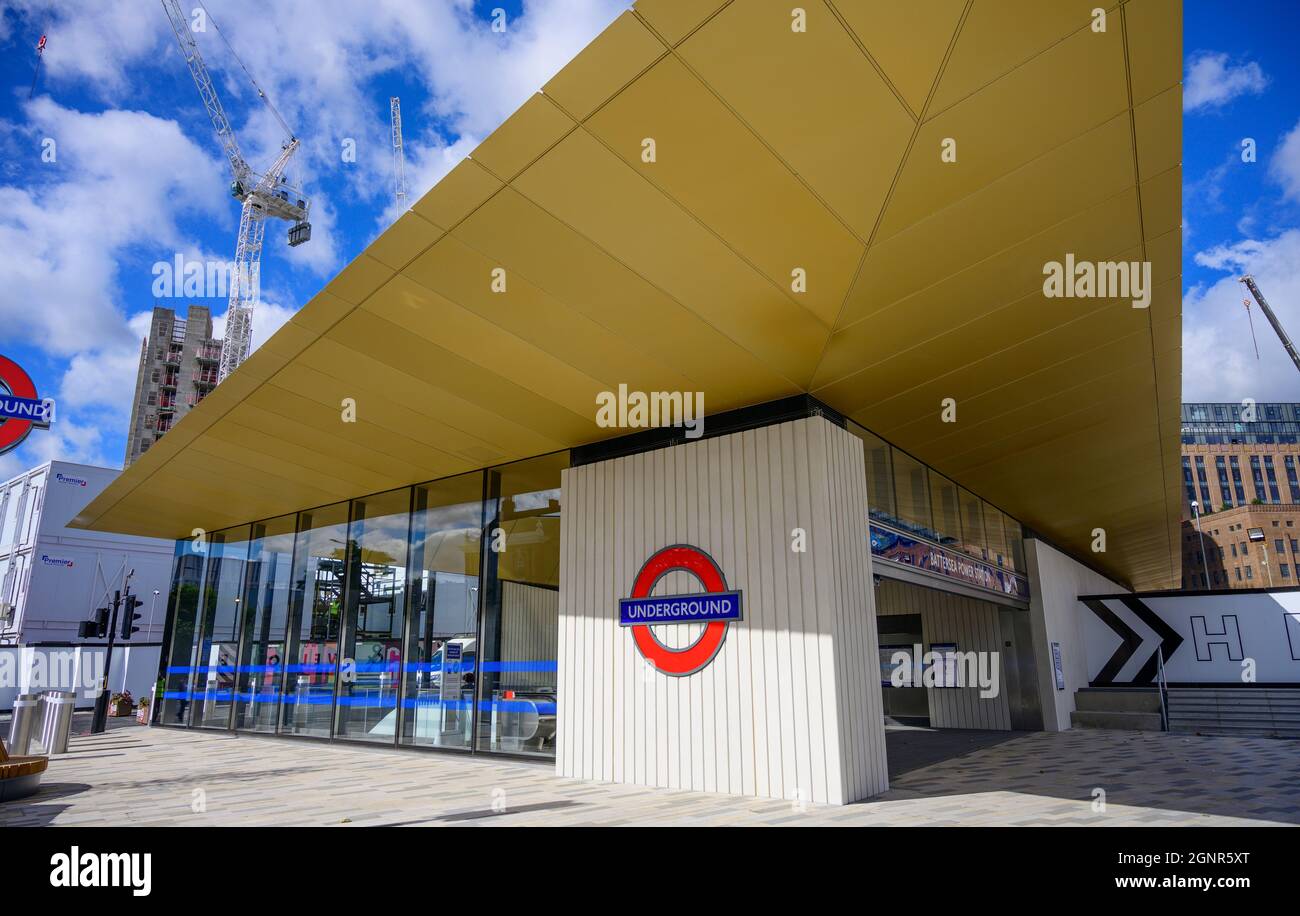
[628, 544, 731, 676]
[0, 355, 39, 454]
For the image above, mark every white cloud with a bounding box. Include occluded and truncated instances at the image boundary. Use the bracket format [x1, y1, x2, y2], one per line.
[1184, 230, 1300, 401]
[1184, 52, 1268, 112]
[0, 0, 627, 473]
[1269, 117, 1300, 203]
[0, 98, 227, 355]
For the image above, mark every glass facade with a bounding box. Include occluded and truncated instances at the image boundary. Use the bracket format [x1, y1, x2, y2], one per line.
[1181, 402, 1300, 444]
[850, 423, 1027, 575]
[161, 454, 566, 758]
[159, 413, 1026, 755]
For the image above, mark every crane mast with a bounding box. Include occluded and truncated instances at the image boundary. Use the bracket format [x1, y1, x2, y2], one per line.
[391, 97, 407, 214]
[1239, 276, 1300, 375]
[159, 0, 311, 384]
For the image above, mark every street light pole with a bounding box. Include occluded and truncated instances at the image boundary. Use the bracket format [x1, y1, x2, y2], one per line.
[1191, 500, 1212, 589]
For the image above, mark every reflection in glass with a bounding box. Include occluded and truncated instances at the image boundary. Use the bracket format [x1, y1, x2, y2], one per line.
[957, 488, 988, 560]
[162, 539, 206, 725]
[233, 515, 296, 732]
[1003, 515, 1026, 572]
[401, 473, 483, 749]
[282, 502, 349, 736]
[193, 527, 251, 729]
[335, 488, 410, 743]
[891, 450, 934, 539]
[478, 453, 565, 757]
[851, 424, 896, 521]
[928, 470, 961, 547]
[984, 503, 1011, 570]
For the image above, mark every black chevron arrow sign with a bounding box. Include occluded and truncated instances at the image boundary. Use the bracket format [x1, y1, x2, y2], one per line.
[1083, 596, 1185, 685]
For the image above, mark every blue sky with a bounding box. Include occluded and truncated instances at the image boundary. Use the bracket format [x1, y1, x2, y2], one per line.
[1181, 0, 1300, 402]
[0, 0, 625, 477]
[0, 0, 1296, 479]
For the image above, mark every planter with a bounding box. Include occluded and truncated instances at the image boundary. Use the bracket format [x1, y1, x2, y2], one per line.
[108, 701, 133, 718]
[136, 705, 150, 725]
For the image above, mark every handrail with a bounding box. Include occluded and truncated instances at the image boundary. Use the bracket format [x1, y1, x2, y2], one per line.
[1156, 645, 1169, 730]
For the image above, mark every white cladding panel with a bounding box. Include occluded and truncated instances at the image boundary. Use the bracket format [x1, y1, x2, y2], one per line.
[500, 581, 559, 689]
[557, 417, 888, 805]
[876, 577, 1011, 730]
[0, 461, 173, 644]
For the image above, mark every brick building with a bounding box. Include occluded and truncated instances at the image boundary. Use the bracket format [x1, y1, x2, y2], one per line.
[1180, 402, 1300, 589]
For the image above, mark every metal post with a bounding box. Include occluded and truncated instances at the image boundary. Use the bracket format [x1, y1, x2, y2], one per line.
[1191, 501, 1211, 589]
[6, 693, 41, 755]
[90, 589, 122, 734]
[42, 690, 76, 754]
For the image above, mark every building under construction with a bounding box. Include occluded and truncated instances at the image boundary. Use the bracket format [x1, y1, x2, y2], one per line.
[123, 306, 223, 467]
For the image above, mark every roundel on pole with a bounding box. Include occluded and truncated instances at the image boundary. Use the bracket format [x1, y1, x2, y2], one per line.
[619, 544, 743, 677]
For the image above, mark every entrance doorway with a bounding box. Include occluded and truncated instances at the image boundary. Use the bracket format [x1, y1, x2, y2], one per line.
[874, 576, 1043, 732]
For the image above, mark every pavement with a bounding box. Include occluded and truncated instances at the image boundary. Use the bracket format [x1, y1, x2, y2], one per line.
[2, 718, 1297, 826]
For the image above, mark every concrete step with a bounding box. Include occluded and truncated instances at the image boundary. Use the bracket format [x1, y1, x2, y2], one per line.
[1170, 704, 1300, 714]
[1170, 714, 1300, 728]
[1070, 709, 1163, 731]
[1165, 688, 1300, 737]
[1170, 722, 1300, 738]
[1168, 689, 1300, 701]
[1074, 688, 1162, 714]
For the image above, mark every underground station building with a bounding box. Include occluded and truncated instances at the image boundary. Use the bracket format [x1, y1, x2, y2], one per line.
[76, 0, 1182, 805]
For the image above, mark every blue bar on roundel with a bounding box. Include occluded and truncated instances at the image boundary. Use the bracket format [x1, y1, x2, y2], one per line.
[618, 591, 743, 627]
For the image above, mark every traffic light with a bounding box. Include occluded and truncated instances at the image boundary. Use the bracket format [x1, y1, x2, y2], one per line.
[78, 607, 109, 639]
[120, 591, 144, 640]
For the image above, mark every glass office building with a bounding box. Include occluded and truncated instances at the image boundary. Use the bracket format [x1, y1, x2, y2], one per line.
[1180, 402, 1300, 445]
[156, 404, 1029, 759]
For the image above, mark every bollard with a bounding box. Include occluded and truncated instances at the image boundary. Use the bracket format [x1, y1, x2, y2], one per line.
[6, 694, 41, 756]
[40, 690, 77, 755]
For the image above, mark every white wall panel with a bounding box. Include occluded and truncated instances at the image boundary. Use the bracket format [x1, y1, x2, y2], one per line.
[500, 581, 559, 689]
[557, 416, 888, 805]
[1025, 539, 1127, 730]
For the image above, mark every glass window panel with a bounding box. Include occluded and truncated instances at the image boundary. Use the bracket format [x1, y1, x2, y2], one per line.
[402, 472, 484, 750]
[1003, 515, 1026, 573]
[335, 488, 411, 743]
[890, 449, 934, 540]
[927, 470, 961, 547]
[162, 538, 206, 725]
[984, 503, 1011, 569]
[193, 526, 251, 729]
[957, 487, 987, 560]
[281, 502, 349, 737]
[849, 423, 896, 520]
[478, 452, 565, 757]
[233, 515, 296, 733]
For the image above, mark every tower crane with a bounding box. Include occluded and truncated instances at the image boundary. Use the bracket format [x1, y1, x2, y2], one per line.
[390, 97, 407, 214]
[1239, 276, 1300, 375]
[160, 0, 311, 384]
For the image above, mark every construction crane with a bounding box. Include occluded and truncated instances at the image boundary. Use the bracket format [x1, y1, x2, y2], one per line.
[160, 0, 311, 384]
[390, 97, 407, 214]
[1239, 276, 1300, 375]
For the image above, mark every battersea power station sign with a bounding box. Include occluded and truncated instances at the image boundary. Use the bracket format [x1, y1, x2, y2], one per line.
[619, 544, 743, 677]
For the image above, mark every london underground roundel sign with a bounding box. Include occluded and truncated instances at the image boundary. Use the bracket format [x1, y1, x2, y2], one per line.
[0, 355, 53, 456]
[619, 544, 742, 677]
